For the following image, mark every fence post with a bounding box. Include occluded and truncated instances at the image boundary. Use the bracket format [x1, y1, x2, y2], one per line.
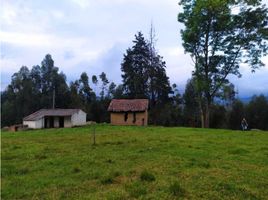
[92, 125, 96, 146]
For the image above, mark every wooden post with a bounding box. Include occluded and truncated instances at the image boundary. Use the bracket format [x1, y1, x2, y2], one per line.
[92, 125, 96, 146]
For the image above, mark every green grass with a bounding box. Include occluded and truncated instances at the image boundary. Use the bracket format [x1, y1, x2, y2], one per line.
[1, 125, 268, 199]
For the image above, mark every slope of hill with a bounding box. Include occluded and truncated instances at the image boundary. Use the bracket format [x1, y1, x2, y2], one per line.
[2, 125, 268, 199]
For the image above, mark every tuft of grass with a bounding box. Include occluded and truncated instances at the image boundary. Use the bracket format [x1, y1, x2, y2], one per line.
[16, 167, 30, 175]
[126, 182, 147, 198]
[140, 170, 155, 182]
[34, 154, 47, 160]
[72, 166, 81, 173]
[169, 181, 186, 197]
[101, 176, 114, 185]
[228, 148, 249, 155]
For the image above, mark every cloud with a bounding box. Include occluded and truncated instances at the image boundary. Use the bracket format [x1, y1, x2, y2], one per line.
[0, 0, 267, 97]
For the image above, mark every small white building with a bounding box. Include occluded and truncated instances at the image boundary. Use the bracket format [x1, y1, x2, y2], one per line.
[23, 109, 87, 129]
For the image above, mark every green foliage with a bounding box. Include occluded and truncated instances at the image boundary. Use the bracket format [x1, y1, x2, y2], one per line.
[183, 78, 200, 127]
[246, 94, 268, 130]
[228, 99, 245, 130]
[121, 31, 172, 101]
[178, 0, 268, 127]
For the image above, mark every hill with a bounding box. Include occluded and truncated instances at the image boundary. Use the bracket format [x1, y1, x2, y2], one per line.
[2, 125, 268, 199]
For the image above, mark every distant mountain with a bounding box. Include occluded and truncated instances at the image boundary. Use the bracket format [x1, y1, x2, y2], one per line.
[238, 97, 252, 103]
[238, 95, 268, 103]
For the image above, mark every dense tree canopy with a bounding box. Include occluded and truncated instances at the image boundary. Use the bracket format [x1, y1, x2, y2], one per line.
[178, 0, 268, 127]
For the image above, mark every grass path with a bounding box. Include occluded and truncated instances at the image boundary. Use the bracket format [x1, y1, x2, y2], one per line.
[2, 125, 268, 199]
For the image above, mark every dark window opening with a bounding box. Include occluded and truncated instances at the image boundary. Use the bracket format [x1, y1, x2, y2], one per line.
[133, 112, 136, 123]
[124, 112, 128, 122]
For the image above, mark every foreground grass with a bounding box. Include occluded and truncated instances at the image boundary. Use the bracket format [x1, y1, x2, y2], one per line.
[1, 125, 268, 199]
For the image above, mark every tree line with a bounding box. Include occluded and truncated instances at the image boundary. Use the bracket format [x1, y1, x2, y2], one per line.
[1, 31, 268, 130]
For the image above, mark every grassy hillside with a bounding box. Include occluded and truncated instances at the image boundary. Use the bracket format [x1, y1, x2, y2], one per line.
[2, 125, 268, 199]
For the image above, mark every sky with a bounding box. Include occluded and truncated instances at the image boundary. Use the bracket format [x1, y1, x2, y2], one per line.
[1, 0, 268, 97]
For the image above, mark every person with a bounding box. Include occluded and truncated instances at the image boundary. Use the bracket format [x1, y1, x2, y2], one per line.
[241, 118, 248, 131]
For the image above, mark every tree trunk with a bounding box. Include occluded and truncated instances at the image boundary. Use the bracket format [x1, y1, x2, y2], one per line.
[204, 104, 210, 128]
[199, 98, 211, 128]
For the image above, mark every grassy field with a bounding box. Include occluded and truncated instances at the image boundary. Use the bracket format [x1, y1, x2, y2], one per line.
[1, 125, 268, 200]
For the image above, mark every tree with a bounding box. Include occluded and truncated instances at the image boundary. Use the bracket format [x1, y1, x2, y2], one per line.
[40, 54, 69, 108]
[121, 32, 150, 98]
[79, 72, 93, 103]
[121, 31, 172, 101]
[246, 95, 268, 130]
[92, 75, 98, 85]
[99, 72, 109, 99]
[1, 66, 35, 126]
[228, 99, 245, 130]
[107, 82, 117, 99]
[183, 79, 200, 127]
[69, 80, 83, 109]
[178, 0, 268, 128]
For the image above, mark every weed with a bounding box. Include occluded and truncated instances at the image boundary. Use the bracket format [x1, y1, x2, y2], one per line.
[140, 170, 155, 182]
[228, 148, 249, 155]
[126, 182, 147, 198]
[169, 181, 186, 197]
[101, 175, 114, 185]
[16, 167, 29, 175]
[72, 166, 81, 173]
[34, 154, 47, 160]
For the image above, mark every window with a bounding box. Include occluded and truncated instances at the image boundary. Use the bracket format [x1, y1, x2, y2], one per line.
[133, 112, 136, 123]
[124, 112, 128, 122]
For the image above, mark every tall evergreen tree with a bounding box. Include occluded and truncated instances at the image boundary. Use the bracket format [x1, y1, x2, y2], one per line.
[121, 32, 150, 98]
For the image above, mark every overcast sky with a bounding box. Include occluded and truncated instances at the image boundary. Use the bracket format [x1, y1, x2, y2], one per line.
[1, 0, 268, 97]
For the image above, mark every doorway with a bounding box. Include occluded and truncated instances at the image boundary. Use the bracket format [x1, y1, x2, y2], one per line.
[59, 117, 64, 128]
[49, 116, 54, 128]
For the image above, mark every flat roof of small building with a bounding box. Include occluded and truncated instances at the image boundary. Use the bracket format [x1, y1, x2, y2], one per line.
[23, 109, 82, 121]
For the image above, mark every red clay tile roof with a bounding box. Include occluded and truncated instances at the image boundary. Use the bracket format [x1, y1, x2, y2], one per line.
[23, 109, 82, 121]
[108, 99, 149, 112]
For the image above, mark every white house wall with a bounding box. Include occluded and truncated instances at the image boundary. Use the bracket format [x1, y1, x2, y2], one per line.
[23, 118, 43, 129]
[64, 116, 72, 127]
[71, 110, 87, 126]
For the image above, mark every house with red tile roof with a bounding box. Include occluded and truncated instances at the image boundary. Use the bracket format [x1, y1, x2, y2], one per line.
[108, 99, 149, 126]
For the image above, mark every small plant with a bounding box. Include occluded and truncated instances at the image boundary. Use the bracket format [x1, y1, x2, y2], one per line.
[113, 171, 121, 177]
[101, 175, 114, 185]
[169, 181, 186, 197]
[17, 167, 29, 175]
[140, 170, 155, 182]
[34, 154, 47, 160]
[72, 166, 81, 173]
[106, 159, 113, 164]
